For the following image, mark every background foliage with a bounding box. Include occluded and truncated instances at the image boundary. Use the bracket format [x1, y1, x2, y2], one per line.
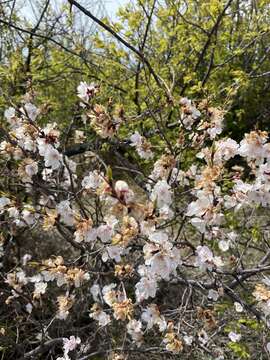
[1, 1, 270, 359]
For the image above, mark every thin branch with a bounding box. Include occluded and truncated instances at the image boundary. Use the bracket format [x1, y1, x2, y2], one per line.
[18, 338, 63, 360]
[67, 0, 165, 93]
[0, 18, 99, 70]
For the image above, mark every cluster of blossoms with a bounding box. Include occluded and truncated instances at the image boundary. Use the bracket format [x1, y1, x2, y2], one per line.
[1, 84, 270, 359]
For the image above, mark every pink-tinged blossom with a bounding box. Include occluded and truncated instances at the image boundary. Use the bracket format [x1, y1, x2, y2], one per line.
[63, 336, 81, 355]
[207, 108, 224, 139]
[37, 138, 52, 156]
[97, 224, 112, 243]
[180, 97, 201, 118]
[114, 180, 134, 204]
[257, 162, 270, 184]
[77, 82, 97, 102]
[102, 245, 123, 263]
[224, 180, 252, 210]
[84, 228, 97, 242]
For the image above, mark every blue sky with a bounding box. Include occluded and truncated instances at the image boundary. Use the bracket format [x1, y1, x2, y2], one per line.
[20, 0, 128, 22]
[106, 0, 127, 15]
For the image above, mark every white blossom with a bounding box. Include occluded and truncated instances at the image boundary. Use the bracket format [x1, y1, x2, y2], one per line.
[0, 197, 10, 211]
[97, 215, 118, 243]
[141, 304, 167, 332]
[218, 240, 230, 252]
[25, 303, 33, 314]
[90, 284, 101, 302]
[90, 308, 111, 326]
[214, 138, 239, 163]
[183, 335, 193, 346]
[21, 103, 39, 121]
[234, 302, 244, 313]
[33, 282, 47, 298]
[238, 131, 267, 162]
[144, 233, 181, 280]
[195, 245, 214, 270]
[44, 146, 62, 170]
[127, 319, 143, 345]
[4, 107, 16, 121]
[150, 180, 172, 208]
[82, 170, 103, 190]
[135, 272, 158, 302]
[228, 331, 241, 343]
[56, 200, 75, 226]
[208, 289, 219, 301]
[130, 131, 153, 159]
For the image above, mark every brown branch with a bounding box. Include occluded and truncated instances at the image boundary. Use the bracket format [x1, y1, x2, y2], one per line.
[194, 0, 233, 72]
[180, 0, 233, 95]
[18, 338, 63, 360]
[25, 0, 50, 73]
[0, 18, 99, 70]
[67, 0, 165, 93]
[134, 0, 157, 112]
